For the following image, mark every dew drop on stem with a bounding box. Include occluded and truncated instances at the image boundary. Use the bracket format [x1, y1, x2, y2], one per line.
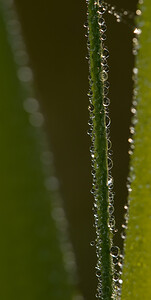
[110, 246, 120, 257]
[90, 241, 95, 247]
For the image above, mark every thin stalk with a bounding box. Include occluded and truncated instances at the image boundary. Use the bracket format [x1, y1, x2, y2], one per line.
[87, 0, 113, 298]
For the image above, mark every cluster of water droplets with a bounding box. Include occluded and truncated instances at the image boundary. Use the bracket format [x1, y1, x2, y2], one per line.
[96, 0, 142, 33]
[99, 1, 135, 24]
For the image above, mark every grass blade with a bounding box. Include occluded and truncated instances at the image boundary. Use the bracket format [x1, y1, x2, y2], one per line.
[121, 0, 151, 298]
[0, 2, 80, 299]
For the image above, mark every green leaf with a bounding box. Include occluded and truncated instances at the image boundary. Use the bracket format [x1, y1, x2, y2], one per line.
[0, 2, 79, 299]
[121, 0, 151, 298]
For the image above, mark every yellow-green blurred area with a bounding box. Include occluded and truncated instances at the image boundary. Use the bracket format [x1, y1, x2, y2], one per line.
[0, 0, 138, 299]
[122, 0, 151, 298]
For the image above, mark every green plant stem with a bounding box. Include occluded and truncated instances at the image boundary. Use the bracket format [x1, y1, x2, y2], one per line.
[88, 1, 113, 298]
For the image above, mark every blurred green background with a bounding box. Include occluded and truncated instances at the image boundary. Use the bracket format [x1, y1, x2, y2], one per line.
[13, 0, 138, 299]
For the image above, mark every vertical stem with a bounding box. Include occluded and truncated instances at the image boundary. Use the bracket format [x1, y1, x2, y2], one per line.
[87, 0, 113, 298]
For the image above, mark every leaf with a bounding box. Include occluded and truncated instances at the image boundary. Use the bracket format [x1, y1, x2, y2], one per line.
[121, 1, 151, 298]
[0, 2, 79, 299]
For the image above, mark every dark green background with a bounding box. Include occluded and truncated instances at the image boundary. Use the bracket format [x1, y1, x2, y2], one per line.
[14, 0, 138, 299]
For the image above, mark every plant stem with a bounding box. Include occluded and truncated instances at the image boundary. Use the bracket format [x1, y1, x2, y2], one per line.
[87, 0, 113, 298]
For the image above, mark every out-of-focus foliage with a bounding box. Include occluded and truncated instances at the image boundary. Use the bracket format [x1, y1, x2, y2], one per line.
[0, 2, 78, 299]
[122, 0, 151, 298]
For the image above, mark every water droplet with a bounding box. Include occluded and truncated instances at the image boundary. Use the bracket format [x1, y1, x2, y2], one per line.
[136, 9, 142, 16]
[101, 70, 108, 81]
[131, 107, 136, 114]
[109, 215, 115, 229]
[132, 117, 138, 125]
[132, 48, 138, 56]
[101, 33, 106, 41]
[110, 246, 119, 257]
[122, 224, 127, 231]
[98, 16, 105, 25]
[90, 145, 94, 152]
[108, 176, 113, 186]
[103, 86, 109, 95]
[107, 139, 112, 150]
[124, 205, 128, 210]
[113, 257, 118, 265]
[109, 205, 114, 214]
[133, 67, 138, 75]
[128, 138, 133, 144]
[132, 100, 137, 107]
[23, 97, 39, 113]
[91, 153, 95, 159]
[88, 104, 94, 112]
[123, 10, 128, 16]
[90, 188, 95, 194]
[108, 149, 113, 156]
[29, 112, 44, 127]
[98, 4, 107, 15]
[91, 169, 96, 176]
[88, 119, 93, 126]
[90, 241, 95, 247]
[87, 129, 92, 136]
[106, 115, 111, 127]
[128, 187, 132, 192]
[87, 90, 93, 97]
[121, 231, 126, 239]
[18, 66, 33, 82]
[108, 157, 113, 170]
[100, 23, 107, 33]
[109, 194, 114, 205]
[118, 254, 123, 267]
[104, 81, 110, 89]
[103, 97, 110, 107]
[95, 292, 102, 299]
[101, 57, 107, 66]
[83, 22, 88, 28]
[130, 126, 135, 134]
[96, 270, 101, 277]
[108, 180, 113, 191]
[133, 27, 142, 35]
[117, 16, 122, 23]
[113, 272, 119, 282]
[103, 64, 109, 72]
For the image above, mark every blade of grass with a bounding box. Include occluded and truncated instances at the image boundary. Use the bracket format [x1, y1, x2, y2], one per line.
[0, 2, 80, 299]
[121, 0, 151, 298]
